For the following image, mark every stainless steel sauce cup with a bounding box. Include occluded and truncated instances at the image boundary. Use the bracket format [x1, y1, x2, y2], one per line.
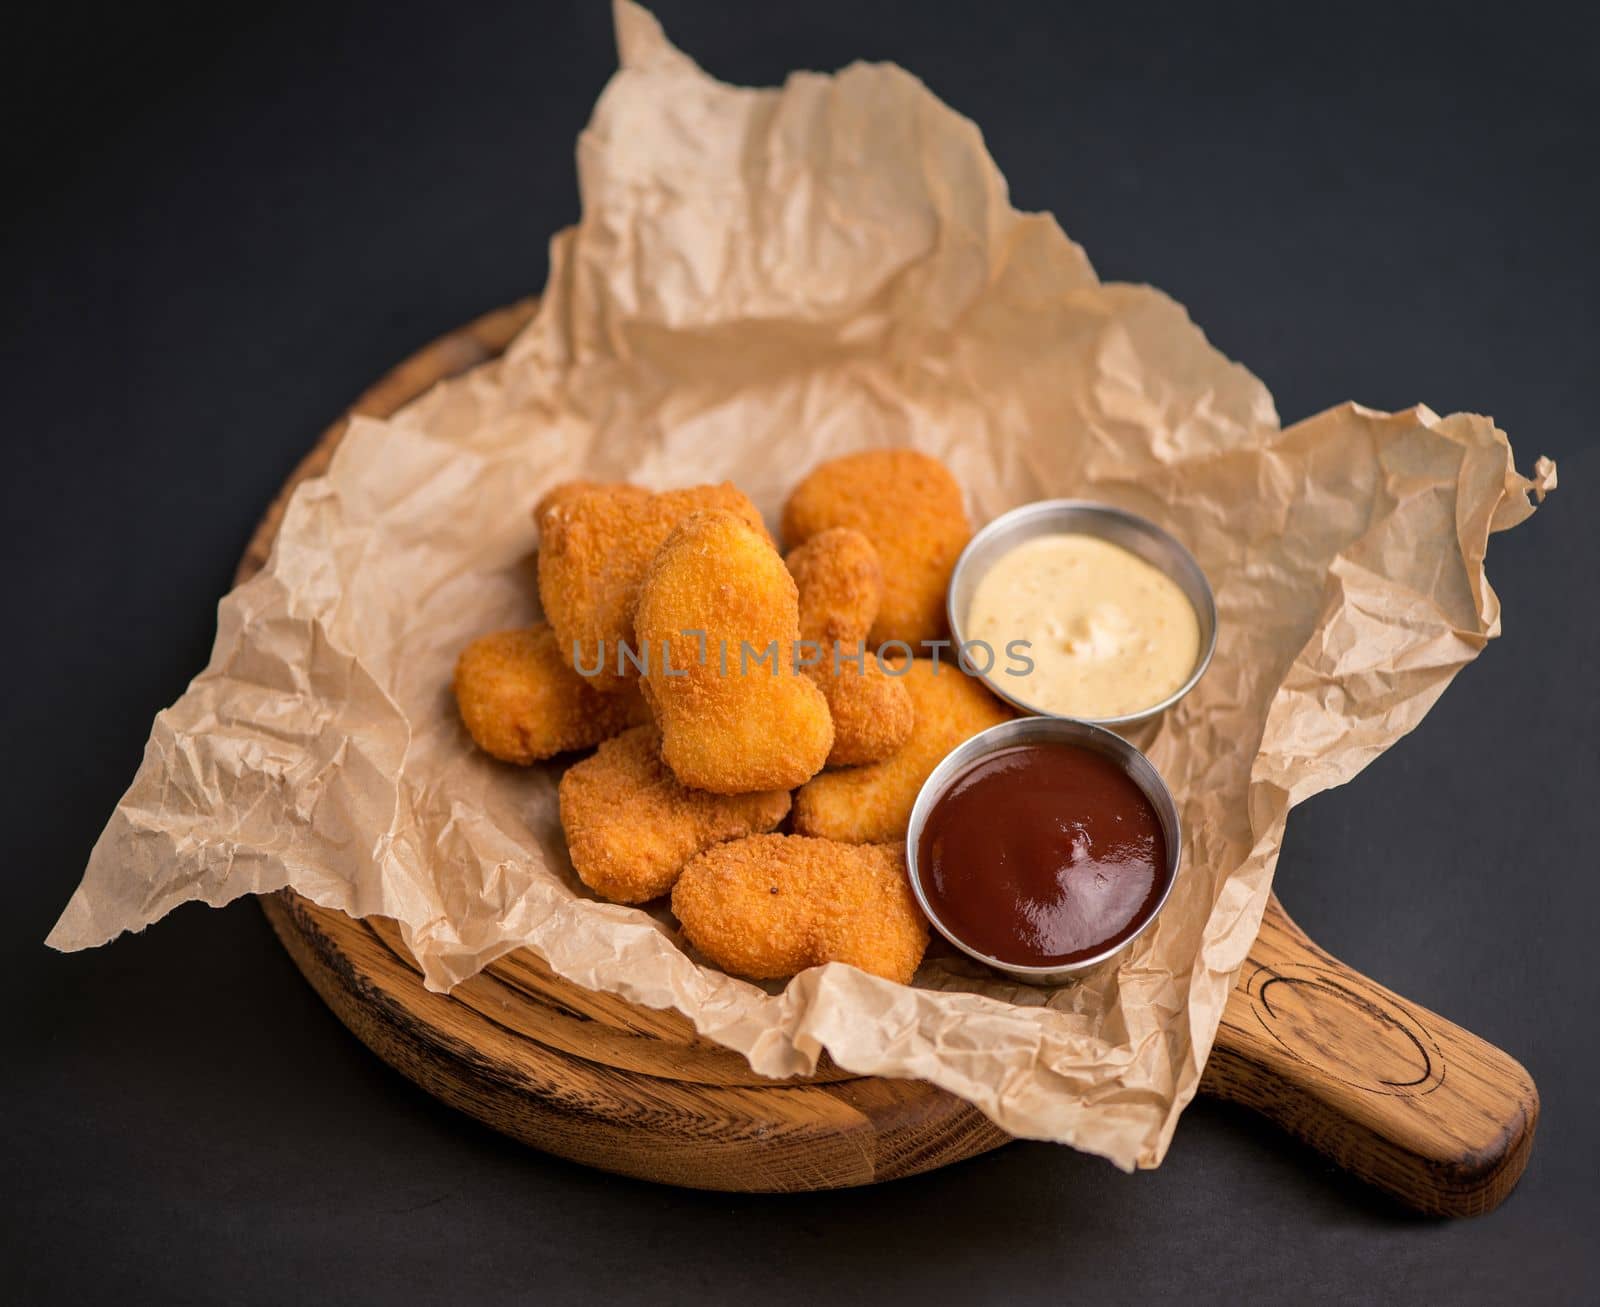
[904, 715, 1183, 985]
[946, 499, 1217, 729]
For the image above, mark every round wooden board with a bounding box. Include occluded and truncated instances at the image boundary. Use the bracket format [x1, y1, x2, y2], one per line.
[240, 297, 1010, 1191]
[240, 300, 1539, 1209]
[258, 893, 1008, 1190]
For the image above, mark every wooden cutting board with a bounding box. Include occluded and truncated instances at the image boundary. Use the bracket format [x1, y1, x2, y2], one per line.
[238, 300, 1538, 1217]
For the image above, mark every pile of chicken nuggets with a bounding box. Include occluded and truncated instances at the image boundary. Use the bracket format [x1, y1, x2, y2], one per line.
[452, 449, 1014, 986]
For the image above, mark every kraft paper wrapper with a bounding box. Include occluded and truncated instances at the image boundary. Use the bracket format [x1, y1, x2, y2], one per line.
[49, 2, 1556, 1169]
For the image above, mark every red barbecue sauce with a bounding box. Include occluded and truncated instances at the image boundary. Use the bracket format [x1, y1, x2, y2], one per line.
[916, 743, 1169, 967]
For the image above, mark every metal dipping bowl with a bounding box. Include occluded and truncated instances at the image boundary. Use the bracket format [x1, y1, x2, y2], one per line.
[904, 716, 1183, 985]
[946, 499, 1217, 729]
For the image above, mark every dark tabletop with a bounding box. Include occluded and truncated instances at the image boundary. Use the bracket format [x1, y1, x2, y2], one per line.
[6, 2, 1597, 1303]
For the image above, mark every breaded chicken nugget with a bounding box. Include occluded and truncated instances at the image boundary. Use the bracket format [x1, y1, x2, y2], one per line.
[820, 661, 915, 767]
[672, 834, 928, 984]
[538, 482, 769, 691]
[453, 625, 649, 764]
[792, 658, 1013, 843]
[781, 449, 972, 649]
[788, 527, 883, 646]
[559, 725, 790, 903]
[635, 510, 833, 793]
[785, 529, 913, 767]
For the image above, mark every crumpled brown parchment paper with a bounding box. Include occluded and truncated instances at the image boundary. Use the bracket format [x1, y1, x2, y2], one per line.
[48, 1, 1556, 1170]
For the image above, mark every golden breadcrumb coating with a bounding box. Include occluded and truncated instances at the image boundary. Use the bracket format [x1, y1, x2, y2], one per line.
[537, 481, 770, 692]
[453, 625, 649, 764]
[672, 834, 928, 984]
[787, 528, 883, 647]
[781, 449, 972, 649]
[785, 528, 913, 767]
[559, 725, 790, 904]
[792, 658, 1013, 842]
[820, 661, 915, 766]
[533, 480, 639, 534]
[634, 510, 833, 793]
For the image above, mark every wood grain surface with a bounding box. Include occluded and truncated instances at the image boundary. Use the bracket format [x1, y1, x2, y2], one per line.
[240, 300, 1537, 1214]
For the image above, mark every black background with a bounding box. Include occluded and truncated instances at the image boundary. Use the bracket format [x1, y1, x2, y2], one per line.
[5, 2, 1597, 1303]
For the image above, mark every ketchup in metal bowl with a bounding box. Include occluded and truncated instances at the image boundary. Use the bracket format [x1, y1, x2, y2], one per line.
[916, 741, 1171, 969]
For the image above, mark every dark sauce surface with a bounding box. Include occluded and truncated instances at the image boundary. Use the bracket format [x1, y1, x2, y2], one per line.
[917, 742, 1169, 967]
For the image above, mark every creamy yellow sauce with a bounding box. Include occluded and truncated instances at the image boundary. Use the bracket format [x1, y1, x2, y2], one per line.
[966, 533, 1200, 718]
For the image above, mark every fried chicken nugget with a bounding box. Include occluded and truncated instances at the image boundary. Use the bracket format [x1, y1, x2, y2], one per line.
[788, 526, 882, 644]
[786, 528, 913, 767]
[559, 724, 790, 903]
[781, 449, 972, 649]
[821, 663, 915, 767]
[792, 658, 1014, 843]
[453, 624, 649, 764]
[538, 481, 769, 691]
[634, 510, 833, 793]
[672, 834, 928, 984]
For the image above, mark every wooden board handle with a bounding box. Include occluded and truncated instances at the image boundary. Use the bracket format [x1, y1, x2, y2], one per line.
[1202, 896, 1538, 1216]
